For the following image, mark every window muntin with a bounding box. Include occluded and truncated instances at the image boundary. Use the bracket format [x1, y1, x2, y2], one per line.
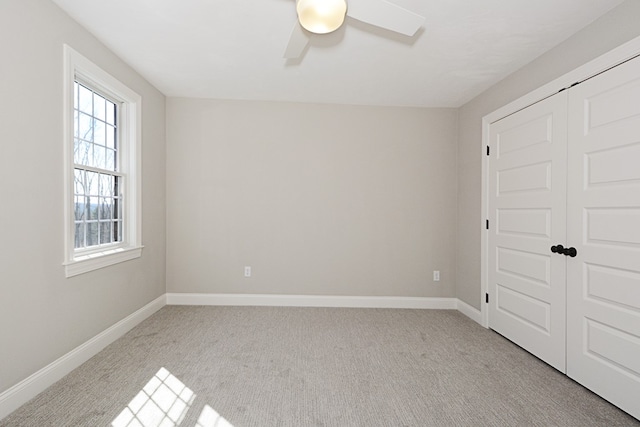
[73, 82, 123, 251]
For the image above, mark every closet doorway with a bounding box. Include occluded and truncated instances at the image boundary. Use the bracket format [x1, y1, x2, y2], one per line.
[486, 54, 640, 419]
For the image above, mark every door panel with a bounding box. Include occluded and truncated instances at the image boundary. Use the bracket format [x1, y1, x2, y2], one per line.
[586, 319, 640, 374]
[587, 142, 640, 185]
[567, 55, 640, 420]
[495, 285, 551, 332]
[497, 162, 551, 194]
[496, 208, 551, 239]
[488, 92, 568, 372]
[497, 247, 550, 286]
[586, 263, 640, 310]
[586, 208, 640, 246]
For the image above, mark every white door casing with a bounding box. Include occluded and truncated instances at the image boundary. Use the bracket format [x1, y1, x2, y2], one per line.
[488, 92, 568, 373]
[566, 55, 640, 420]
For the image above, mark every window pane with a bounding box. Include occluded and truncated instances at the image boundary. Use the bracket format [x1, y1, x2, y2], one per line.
[86, 172, 99, 195]
[106, 101, 116, 125]
[88, 197, 100, 220]
[100, 222, 112, 244]
[100, 197, 112, 220]
[88, 197, 99, 220]
[106, 148, 115, 171]
[106, 124, 115, 149]
[94, 119, 105, 146]
[74, 139, 91, 165]
[92, 144, 106, 170]
[87, 222, 99, 246]
[115, 220, 123, 242]
[75, 196, 86, 221]
[78, 84, 93, 115]
[78, 112, 93, 142]
[115, 196, 122, 219]
[99, 174, 114, 197]
[74, 169, 85, 195]
[74, 110, 79, 138]
[93, 93, 106, 121]
[74, 223, 85, 249]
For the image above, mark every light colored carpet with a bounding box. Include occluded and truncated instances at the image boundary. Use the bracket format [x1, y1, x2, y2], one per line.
[2, 306, 638, 426]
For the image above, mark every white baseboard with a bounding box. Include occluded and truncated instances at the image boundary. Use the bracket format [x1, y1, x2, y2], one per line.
[0, 294, 166, 421]
[166, 293, 458, 309]
[456, 299, 483, 325]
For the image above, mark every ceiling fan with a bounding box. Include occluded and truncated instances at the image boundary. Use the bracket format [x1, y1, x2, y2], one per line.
[284, 0, 426, 59]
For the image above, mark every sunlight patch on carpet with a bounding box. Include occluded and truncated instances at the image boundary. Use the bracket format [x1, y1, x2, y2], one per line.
[111, 367, 196, 427]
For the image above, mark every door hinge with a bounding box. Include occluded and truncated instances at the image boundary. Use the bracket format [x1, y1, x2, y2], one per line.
[486, 219, 489, 230]
[486, 293, 489, 303]
[486, 145, 490, 156]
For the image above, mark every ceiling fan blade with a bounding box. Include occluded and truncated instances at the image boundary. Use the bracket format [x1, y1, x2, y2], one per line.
[346, 0, 425, 36]
[284, 23, 310, 59]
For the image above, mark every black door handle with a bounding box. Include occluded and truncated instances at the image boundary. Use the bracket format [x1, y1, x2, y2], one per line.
[550, 245, 577, 257]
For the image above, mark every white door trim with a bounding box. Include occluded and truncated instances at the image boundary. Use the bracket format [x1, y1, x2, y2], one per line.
[480, 34, 640, 328]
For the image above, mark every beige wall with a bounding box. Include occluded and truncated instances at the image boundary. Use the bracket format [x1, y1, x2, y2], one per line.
[456, 0, 640, 309]
[167, 98, 457, 298]
[0, 0, 166, 393]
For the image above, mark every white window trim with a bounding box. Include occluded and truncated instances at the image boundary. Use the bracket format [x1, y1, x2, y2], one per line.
[63, 45, 143, 277]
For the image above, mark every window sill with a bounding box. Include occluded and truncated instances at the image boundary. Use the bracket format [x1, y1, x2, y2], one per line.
[64, 246, 143, 278]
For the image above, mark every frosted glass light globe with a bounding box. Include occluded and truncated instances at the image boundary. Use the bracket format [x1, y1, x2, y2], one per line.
[296, 0, 347, 34]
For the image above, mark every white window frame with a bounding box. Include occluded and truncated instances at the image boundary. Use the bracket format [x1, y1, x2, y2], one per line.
[63, 45, 142, 277]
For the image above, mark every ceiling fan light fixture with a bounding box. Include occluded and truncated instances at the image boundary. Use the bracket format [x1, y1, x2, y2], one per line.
[296, 0, 347, 34]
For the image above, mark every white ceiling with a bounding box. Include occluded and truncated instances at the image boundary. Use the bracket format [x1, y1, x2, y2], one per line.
[51, 0, 624, 107]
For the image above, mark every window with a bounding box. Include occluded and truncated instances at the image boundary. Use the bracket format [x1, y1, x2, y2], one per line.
[73, 82, 122, 249]
[63, 45, 142, 277]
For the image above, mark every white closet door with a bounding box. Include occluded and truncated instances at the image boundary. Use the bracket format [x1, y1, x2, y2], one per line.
[488, 92, 568, 372]
[567, 55, 640, 419]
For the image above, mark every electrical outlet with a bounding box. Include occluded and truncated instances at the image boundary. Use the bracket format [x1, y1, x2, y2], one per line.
[433, 270, 440, 282]
[244, 266, 251, 277]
